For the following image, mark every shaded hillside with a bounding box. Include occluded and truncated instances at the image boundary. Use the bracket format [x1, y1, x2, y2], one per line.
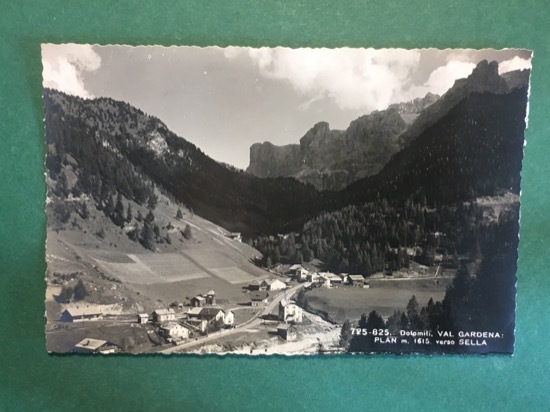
[397, 61, 524, 148]
[44, 89, 322, 237]
[342, 86, 528, 207]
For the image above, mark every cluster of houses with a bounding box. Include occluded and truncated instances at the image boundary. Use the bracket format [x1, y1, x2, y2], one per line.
[138, 301, 236, 342]
[248, 278, 287, 291]
[189, 290, 217, 307]
[286, 264, 369, 288]
[247, 278, 288, 308]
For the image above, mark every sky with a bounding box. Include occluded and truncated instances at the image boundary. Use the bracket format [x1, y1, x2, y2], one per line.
[42, 45, 532, 169]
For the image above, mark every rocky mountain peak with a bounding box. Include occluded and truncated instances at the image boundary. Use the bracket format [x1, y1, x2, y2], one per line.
[453, 60, 509, 94]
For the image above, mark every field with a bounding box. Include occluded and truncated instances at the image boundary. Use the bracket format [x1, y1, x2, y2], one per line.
[305, 278, 452, 323]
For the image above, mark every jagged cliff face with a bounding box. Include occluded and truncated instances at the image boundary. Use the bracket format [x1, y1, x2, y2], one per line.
[247, 93, 438, 191]
[247, 60, 530, 192]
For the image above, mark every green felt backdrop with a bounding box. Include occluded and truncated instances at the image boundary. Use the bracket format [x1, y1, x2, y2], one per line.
[1, 1, 549, 410]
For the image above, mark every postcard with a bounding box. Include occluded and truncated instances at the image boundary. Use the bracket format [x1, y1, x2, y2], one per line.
[43, 45, 531, 354]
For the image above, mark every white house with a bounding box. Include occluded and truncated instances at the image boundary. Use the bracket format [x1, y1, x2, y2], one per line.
[262, 279, 287, 291]
[158, 322, 190, 340]
[152, 308, 177, 324]
[279, 299, 303, 323]
[288, 264, 309, 281]
[224, 310, 235, 327]
[137, 313, 149, 324]
[308, 272, 321, 283]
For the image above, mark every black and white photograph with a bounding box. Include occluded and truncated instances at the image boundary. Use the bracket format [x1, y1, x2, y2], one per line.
[42, 45, 531, 355]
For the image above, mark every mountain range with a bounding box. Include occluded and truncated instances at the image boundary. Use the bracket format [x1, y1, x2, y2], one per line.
[44, 60, 530, 237]
[247, 60, 527, 191]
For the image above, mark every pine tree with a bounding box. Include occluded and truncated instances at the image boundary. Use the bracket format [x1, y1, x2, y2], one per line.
[183, 224, 192, 240]
[58, 286, 74, 303]
[147, 194, 157, 210]
[55, 170, 69, 198]
[113, 193, 125, 227]
[104, 194, 115, 218]
[406, 295, 421, 329]
[126, 202, 133, 223]
[140, 222, 155, 250]
[79, 201, 89, 220]
[176, 208, 183, 219]
[295, 288, 307, 308]
[73, 279, 89, 301]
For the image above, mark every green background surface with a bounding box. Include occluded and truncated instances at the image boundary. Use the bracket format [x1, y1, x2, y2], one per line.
[1, 1, 549, 410]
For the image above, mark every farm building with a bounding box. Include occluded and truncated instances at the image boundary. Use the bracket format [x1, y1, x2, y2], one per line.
[73, 338, 118, 354]
[205, 290, 216, 305]
[190, 295, 207, 307]
[279, 299, 303, 323]
[248, 280, 262, 291]
[152, 308, 177, 324]
[60, 307, 104, 322]
[262, 279, 287, 291]
[277, 323, 298, 341]
[158, 322, 190, 341]
[348, 274, 366, 287]
[137, 313, 149, 324]
[250, 291, 270, 306]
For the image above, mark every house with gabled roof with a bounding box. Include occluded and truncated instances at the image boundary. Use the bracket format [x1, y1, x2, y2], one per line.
[348, 274, 366, 287]
[73, 338, 118, 354]
[262, 278, 287, 291]
[277, 323, 298, 341]
[152, 308, 176, 324]
[288, 264, 309, 281]
[250, 291, 269, 306]
[60, 307, 103, 322]
[249, 280, 263, 291]
[137, 313, 149, 324]
[190, 295, 207, 307]
[279, 299, 303, 323]
[158, 322, 190, 341]
[196, 307, 226, 325]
